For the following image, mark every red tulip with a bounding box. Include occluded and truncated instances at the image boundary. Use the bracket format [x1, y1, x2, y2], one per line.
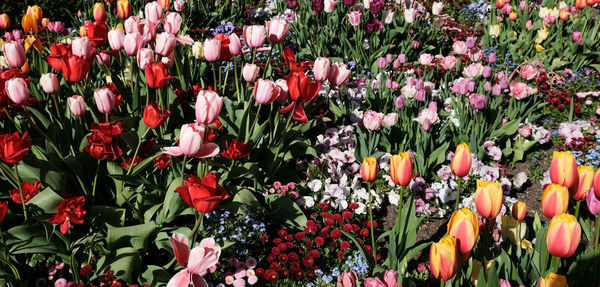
[281, 71, 321, 123]
[145, 62, 175, 89]
[84, 21, 109, 47]
[0, 131, 31, 164]
[143, 101, 171, 129]
[221, 139, 250, 160]
[175, 173, 230, 213]
[0, 201, 8, 223]
[48, 196, 86, 234]
[9, 181, 41, 204]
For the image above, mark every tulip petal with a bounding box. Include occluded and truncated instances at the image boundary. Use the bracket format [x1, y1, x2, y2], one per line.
[192, 143, 220, 158]
[161, 146, 183, 156]
[167, 269, 190, 287]
[191, 274, 209, 287]
[169, 233, 190, 267]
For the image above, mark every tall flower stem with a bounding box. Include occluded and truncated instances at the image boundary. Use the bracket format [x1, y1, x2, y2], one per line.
[13, 164, 27, 220]
[23, 107, 64, 159]
[553, 256, 560, 273]
[516, 219, 522, 255]
[51, 94, 62, 120]
[574, 200, 581, 219]
[91, 159, 101, 204]
[126, 128, 151, 175]
[212, 63, 218, 91]
[247, 104, 262, 142]
[180, 155, 188, 183]
[234, 57, 240, 101]
[594, 215, 600, 255]
[367, 181, 376, 261]
[455, 177, 462, 211]
[189, 211, 204, 241]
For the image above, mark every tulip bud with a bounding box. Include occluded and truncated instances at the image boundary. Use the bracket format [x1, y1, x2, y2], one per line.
[451, 143, 471, 177]
[328, 62, 351, 87]
[586, 189, 600, 216]
[275, 79, 289, 103]
[94, 87, 116, 113]
[192, 41, 203, 59]
[361, 157, 378, 182]
[21, 14, 38, 34]
[313, 57, 331, 82]
[40, 73, 59, 94]
[337, 271, 358, 287]
[509, 12, 517, 21]
[474, 180, 503, 218]
[5, 78, 29, 105]
[178, 123, 203, 156]
[576, 0, 586, 9]
[538, 273, 568, 287]
[68, 95, 86, 116]
[559, 10, 570, 21]
[242, 64, 260, 82]
[253, 79, 279, 105]
[266, 18, 289, 44]
[574, 166, 593, 201]
[108, 28, 125, 51]
[26, 5, 43, 25]
[40, 18, 49, 29]
[145, 2, 164, 25]
[195, 90, 223, 124]
[594, 169, 600, 200]
[495, 0, 505, 8]
[155, 32, 176, 56]
[144, 101, 171, 129]
[390, 152, 412, 186]
[549, 151, 578, 192]
[124, 32, 142, 55]
[541, 184, 569, 219]
[93, 3, 107, 22]
[164, 12, 182, 35]
[72, 37, 91, 60]
[348, 11, 361, 27]
[202, 38, 221, 62]
[512, 201, 526, 221]
[429, 235, 459, 281]
[2, 41, 26, 68]
[174, 0, 185, 11]
[447, 208, 479, 254]
[228, 33, 242, 56]
[432, 2, 444, 15]
[546, 213, 581, 258]
[137, 48, 154, 70]
[243, 25, 267, 48]
[117, 0, 133, 19]
[0, 14, 10, 30]
[158, 0, 171, 11]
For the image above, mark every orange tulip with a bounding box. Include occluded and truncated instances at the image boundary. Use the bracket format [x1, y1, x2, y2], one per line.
[509, 12, 517, 21]
[117, 0, 133, 19]
[447, 208, 479, 254]
[538, 273, 568, 287]
[559, 10, 570, 21]
[573, 166, 593, 201]
[41, 18, 49, 29]
[541, 184, 569, 219]
[21, 14, 38, 34]
[429, 235, 459, 282]
[0, 14, 10, 30]
[158, 0, 171, 11]
[360, 157, 377, 182]
[390, 152, 412, 186]
[24, 36, 43, 53]
[451, 143, 471, 177]
[593, 169, 600, 200]
[93, 3, 108, 22]
[474, 180, 503, 218]
[549, 151, 578, 191]
[512, 201, 526, 221]
[576, 0, 586, 9]
[546, 213, 581, 258]
[26, 5, 43, 25]
[495, 0, 505, 8]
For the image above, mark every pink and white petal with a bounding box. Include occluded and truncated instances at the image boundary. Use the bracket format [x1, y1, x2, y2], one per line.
[167, 269, 191, 287]
[176, 36, 194, 45]
[186, 246, 207, 274]
[161, 146, 183, 156]
[169, 233, 190, 267]
[192, 143, 220, 158]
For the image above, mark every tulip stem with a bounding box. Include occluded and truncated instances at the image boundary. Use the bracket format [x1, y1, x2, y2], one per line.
[594, 215, 600, 255]
[51, 94, 62, 120]
[367, 181, 377, 261]
[222, 63, 230, 94]
[574, 200, 581, 220]
[247, 104, 262, 142]
[91, 159, 101, 205]
[516, 219, 521, 256]
[189, 212, 204, 241]
[180, 155, 188, 183]
[455, 177, 462, 211]
[440, 279, 444, 287]
[13, 164, 27, 221]
[212, 63, 217, 91]
[234, 58, 240, 101]
[553, 256, 560, 273]
[126, 128, 150, 176]
[23, 106, 64, 160]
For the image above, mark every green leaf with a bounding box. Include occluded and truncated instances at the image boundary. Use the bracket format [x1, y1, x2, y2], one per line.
[106, 222, 158, 252]
[5, 224, 65, 254]
[264, 194, 307, 229]
[27, 187, 63, 214]
[139, 265, 171, 286]
[96, 247, 141, 283]
[88, 205, 126, 230]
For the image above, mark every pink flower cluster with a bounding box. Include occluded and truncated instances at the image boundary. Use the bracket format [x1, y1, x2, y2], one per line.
[362, 110, 398, 130]
[217, 257, 259, 287]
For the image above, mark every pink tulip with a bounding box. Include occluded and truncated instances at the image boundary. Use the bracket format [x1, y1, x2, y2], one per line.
[364, 277, 386, 287]
[162, 52, 175, 69]
[587, 188, 600, 216]
[145, 1, 164, 25]
[68, 95, 86, 116]
[242, 64, 260, 82]
[572, 31, 582, 44]
[382, 113, 398, 127]
[254, 79, 279, 104]
[404, 8, 416, 23]
[108, 28, 125, 50]
[452, 41, 468, 55]
[164, 12, 182, 35]
[71, 37, 92, 60]
[161, 123, 219, 157]
[203, 38, 221, 62]
[155, 32, 177, 56]
[337, 271, 358, 286]
[142, 22, 157, 44]
[363, 110, 385, 130]
[432, 2, 444, 15]
[93, 87, 116, 113]
[313, 57, 330, 82]
[5, 78, 29, 105]
[348, 11, 361, 27]
[229, 33, 242, 56]
[166, 233, 221, 287]
[195, 90, 223, 124]
[266, 19, 289, 43]
[275, 79, 288, 103]
[48, 21, 65, 33]
[123, 33, 143, 55]
[137, 48, 154, 70]
[383, 270, 400, 287]
[328, 62, 351, 87]
[243, 25, 266, 48]
[174, 0, 185, 11]
[2, 41, 26, 68]
[124, 16, 144, 34]
[40, 73, 59, 94]
[324, 0, 337, 13]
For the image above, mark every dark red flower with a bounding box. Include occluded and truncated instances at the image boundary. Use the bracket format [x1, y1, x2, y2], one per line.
[0, 201, 7, 223]
[294, 232, 305, 240]
[314, 237, 324, 246]
[175, 173, 230, 213]
[264, 269, 279, 282]
[280, 71, 321, 123]
[213, 33, 232, 61]
[341, 241, 350, 250]
[45, 43, 96, 83]
[154, 154, 171, 169]
[143, 101, 171, 129]
[84, 21, 109, 47]
[337, 251, 345, 259]
[83, 122, 123, 161]
[0, 131, 31, 164]
[145, 62, 175, 89]
[120, 156, 141, 169]
[330, 229, 342, 240]
[205, 120, 222, 142]
[220, 139, 250, 160]
[9, 180, 41, 204]
[80, 264, 94, 275]
[48, 196, 86, 234]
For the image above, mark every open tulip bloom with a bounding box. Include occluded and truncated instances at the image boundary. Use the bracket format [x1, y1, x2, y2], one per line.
[167, 234, 221, 287]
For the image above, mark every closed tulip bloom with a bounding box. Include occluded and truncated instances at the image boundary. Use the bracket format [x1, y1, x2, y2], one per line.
[328, 62, 351, 87]
[228, 33, 242, 56]
[348, 11, 361, 27]
[576, 0, 586, 9]
[144, 101, 171, 129]
[432, 2, 443, 15]
[447, 208, 479, 254]
[242, 63, 260, 82]
[254, 79, 279, 105]
[541, 184, 569, 218]
[512, 201, 526, 221]
[390, 152, 412, 186]
[108, 28, 125, 50]
[266, 19, 288, 44]
[94, 87, 115, 113]
[40, 73, 59, 94]
[123, 33, 142, 55]
[382, 270, 399, 287]
[202, 38, 221, 62]
[337, 270, 358, 287]
[137, 48, 154, 70]
[451, 143, 471, 177]
[550, 151, 578, 191]
[158, 0, 171, 10]
[5, 78, 29, 105]
[243, 25, 266, 48]
[117, 0, 133, 19]
[538, 273, 568, 287]
[145, 2, 164, 25]
[155, 32, 176, 56]
[0, 14, 10, 30]
[22, 14, 38, 34]
[26, 5, 43, 24]
[164, 12, 182, 35]
[313, 57, 330, 82]
[475, 180, 503, 218]
[195, 90, 223, 124]
[429, 235, 459, 281]
[3, 41, 26, 68]
[574, 166, 593, 201]
[546, 213, 581, 258]
[71, 37, 92, 60]
[361, 157, 378, 182]
[93, 3, 107, 22]
[68, 95, 86, 116]
[145, 62, 175, 89]
[275, 79, 289, 103]
[586, 189, 600, 216]
[174, 0, 185, 11]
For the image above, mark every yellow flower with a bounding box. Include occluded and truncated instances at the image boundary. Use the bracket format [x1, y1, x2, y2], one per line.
[471, 259, 495, 285]
[536, 44, 545, 52]
[489, 25, 500, 37]
[535, 29, 549, 44]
